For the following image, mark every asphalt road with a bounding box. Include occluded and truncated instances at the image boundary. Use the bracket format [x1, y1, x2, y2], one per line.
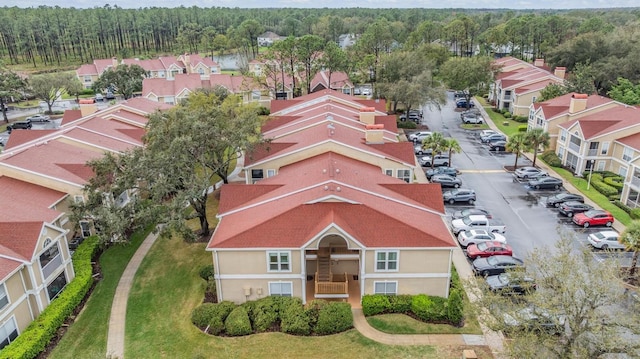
[413, 92, 633, 266]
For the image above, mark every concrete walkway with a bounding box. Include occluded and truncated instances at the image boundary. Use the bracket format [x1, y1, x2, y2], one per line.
[105, 229, 161, 359]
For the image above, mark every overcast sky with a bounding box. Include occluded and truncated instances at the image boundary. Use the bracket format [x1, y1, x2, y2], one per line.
[3, 0, 639, 9]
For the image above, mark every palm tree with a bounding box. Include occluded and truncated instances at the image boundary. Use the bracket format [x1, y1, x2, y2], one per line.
[525, 128, 550, 167]
[422, 132, 446, 169]
[620, 221, 640, 279]
[506, 133, 528, 170]
[443, 138, 462, 167]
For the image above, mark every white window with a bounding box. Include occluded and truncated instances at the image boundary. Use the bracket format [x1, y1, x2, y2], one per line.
[397, 169, 411, 183]
[80, 221, 91, 238]
[158, 70, 165, 78]
[74, 195, 84, 204]
[252, 91, 261, 100]
[384, 169, 393, 176]
[623, 147, 633, 162]
[601, 142, 610, 155]
[211, 67, 218, 74]
[198, 68, 205, 75]
[531, 96, 537, 103]
[374, 281, 397, 295]
[269, 282, 292, 297]
[375, 251, 399, 271]
[597, 161, 606, 171]
[557, 147, 564, 160]
[0, 284, 9, 310]
[0, 317, 18, 350]
[619, 166, 628, 178]
[267, 251, 290, 272]
[83, 75, 91, 83]
[560, 130, 567, 142]
[266, 169, 276, 178]
[164, 96, 175, 105]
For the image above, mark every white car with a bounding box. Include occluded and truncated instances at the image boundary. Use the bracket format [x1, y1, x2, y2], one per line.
[362, 88, 371, 96]
[479, 129, 496, 138]
[463, 115, 484, 124]
[587, 231, 625, 250]
[457, 229, 506, 248]
[408, 131, 432, 142]
[514, 166, 546, 179]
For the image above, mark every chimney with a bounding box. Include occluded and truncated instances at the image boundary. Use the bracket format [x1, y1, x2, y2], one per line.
[79, 103, 97, 117]
[359, 107, 376, 125]
[184, 53, 191, 74]
[534, 58, 545, 67]
[112, 57, 118, 68]
[554, 67, 566, 79]
[569, 93, 588, 113]
[365, 124, 384, 144]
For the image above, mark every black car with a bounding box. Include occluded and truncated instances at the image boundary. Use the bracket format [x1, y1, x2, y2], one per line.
[425, 166, 458, 179]
[558, 201, 593, 217]
[546, 193, 585, 207]
[489, 140, 507, 151]
[528, 176, 563, 190]
[452, 208, 492, 220]
[472, 255, 524, 276]
[455, 99, 475, 108]
[486, 273, 536, 295]
[6, 120, 32, 134]
[431, 174, 462, 188]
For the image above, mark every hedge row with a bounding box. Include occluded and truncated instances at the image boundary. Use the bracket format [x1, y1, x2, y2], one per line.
[613, 200, 640, 219]
[0, 236, 100, 359]
[588, 173, 620, 198]
[361, 292, 464, 326]
[191, 296, 353, 337]
[398, 121, 417, 129]
[539, 150, 562, 167]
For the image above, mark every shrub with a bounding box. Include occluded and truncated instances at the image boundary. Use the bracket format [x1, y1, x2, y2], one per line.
[450, 266, 462, 291]
[589, 173, 619, 197]
[252, 296, 280, 332]
[0, 236, 100, 359]
[513, 115, 528, 123]
[191, 303, 218, 328]
[280, 298, 311, 335]
[361, 294, 390, 316]
[631, 209, 640, 220]
[224, 306, 253, 336]
[411, 294, 447, 322]
[208, 315, 225, 335]
[398, 121, 417, 129]
[503, 111, 512, 118]
[603, 176, 624, 191]
[446, 289, 464, 326]
[518, 125, 527, 132]
[540, 150, 562, 167]
[315, 302, 353, 335]
[388, 295, 412, 314]
[614, 200, 632, 214]
[305, 299, 327, 329]
[492, 108, 502, 114]
[199, 264, 215, 280]
[599, 171, 619, 178]
[257, 106, 270, 116]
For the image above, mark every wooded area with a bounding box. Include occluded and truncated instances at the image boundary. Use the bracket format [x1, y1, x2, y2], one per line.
[0, 6, 638, 69]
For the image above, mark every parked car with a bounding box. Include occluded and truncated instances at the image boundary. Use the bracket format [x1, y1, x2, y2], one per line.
[399, 112, 420, 122]
[361, 88, 371, 96]
[430, 174, 462, 188]
[479, 129, 496, 138]
[414, 144, 434, 156]
[425, 166, 458, 179]
[408, 131, 432, 142]
[460, 108, 481, 120]
[454, 91, 468, 99]
[573, 209, 614, 228]
[502, 307, 565, 334]
[456, 99, 475, 108]
[489, 140, 507, 151]
[419, 154, 449, 167]
[481, 134, 506, 143]
[463, 114, 483, 124]
[26, 114, 50, 123]
[451, 215, 506, 235]
[457, 229, 507, 248]
[95, 93, 104, 101]
[587, 231, 625, 250]
[472, 255, 524, 276]
[514, 166, 546, 179]
[528, 176, 563, 190]
[443, 188, 476, 205]
[6, 120, 32, 133]
[486, 273, 536, 295]
[546, 193, 584, 207]
[452, 208, 492, 220]
[105, 91, 116, 100]
[466, 241, 513, 259]
[558, 201, 593, 217]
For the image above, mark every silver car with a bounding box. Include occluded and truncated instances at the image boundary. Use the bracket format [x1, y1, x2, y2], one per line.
[587, 231, 625, 250]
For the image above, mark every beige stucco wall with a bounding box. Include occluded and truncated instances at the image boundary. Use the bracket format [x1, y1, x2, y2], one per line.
[217, 278, 305, 304]
[363, 277, 450, 297]
[7, 300, 34, 334]
[215, 250, 302, 275]
[1, 272, 27, 317]
[363, 249, 451, 274]
[512, 91, 541, 116]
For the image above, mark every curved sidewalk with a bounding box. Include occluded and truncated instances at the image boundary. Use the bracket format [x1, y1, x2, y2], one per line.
[106, 230, 160, 359]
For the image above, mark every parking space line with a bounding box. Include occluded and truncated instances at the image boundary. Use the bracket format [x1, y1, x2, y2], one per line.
[458, 169, 505, 174]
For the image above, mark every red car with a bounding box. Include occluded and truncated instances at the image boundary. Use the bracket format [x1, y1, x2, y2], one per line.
[466, 241, 513, 259]
[572, 209, 614, 228]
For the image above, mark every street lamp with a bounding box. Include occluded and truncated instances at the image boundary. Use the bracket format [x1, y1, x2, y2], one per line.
[586, 160, 595, 190]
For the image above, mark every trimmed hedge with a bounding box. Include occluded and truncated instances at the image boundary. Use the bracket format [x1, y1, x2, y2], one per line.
[252, 296, 280, 332]
[540, 150, 562, 167]
[314, 302, 353, 335]
[513, 115, 528, 123]
[398, 121, 417, 129]
[446, 289, 464, 325]
[198, 265, 215, 281]
[0, 236, 100, 359]
[224, 306, 252, 336]
[603, 176, 624, 191]
[280, 298, 310, 335]
[518, 125, 527, 132]
[588, 173, 619, 197]
[191, 303, 218, 328]
[412, 294, 448, 322]
[613, 200, 640, 220]
[388, 294, 412, 313]
[361, 294, 390, 316]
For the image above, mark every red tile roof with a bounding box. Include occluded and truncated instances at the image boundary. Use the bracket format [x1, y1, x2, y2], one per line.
[210, 152, 452, 249]
[3, 130, 59, 150]
[617, 132, 640, 151]
[61, 109, 83, 126]
[559, 105, 640, 139]
[0, 222, 44, 261]
[0, 176, 66, 222]
[0, 257, 22, 281]
[536, 93, 614, 120]
[244, 142, 297, 165]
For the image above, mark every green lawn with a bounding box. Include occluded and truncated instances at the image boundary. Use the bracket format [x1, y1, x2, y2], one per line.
[476, 97, 523, 137]
[366, 313, 482, 335]
[548, 166, 631, 226]
[461, 123, 490, 131]
[48, 229, 150, 359]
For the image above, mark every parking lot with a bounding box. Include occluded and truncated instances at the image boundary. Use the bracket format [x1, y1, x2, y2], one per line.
[413, 92, 633, 267]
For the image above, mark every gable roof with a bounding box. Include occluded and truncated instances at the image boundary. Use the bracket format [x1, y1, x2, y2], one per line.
[209, 152, 453, 249]
[0, 176, 66, 223]
[533, 93, 614, 120]
[559, 105, 640, 139]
